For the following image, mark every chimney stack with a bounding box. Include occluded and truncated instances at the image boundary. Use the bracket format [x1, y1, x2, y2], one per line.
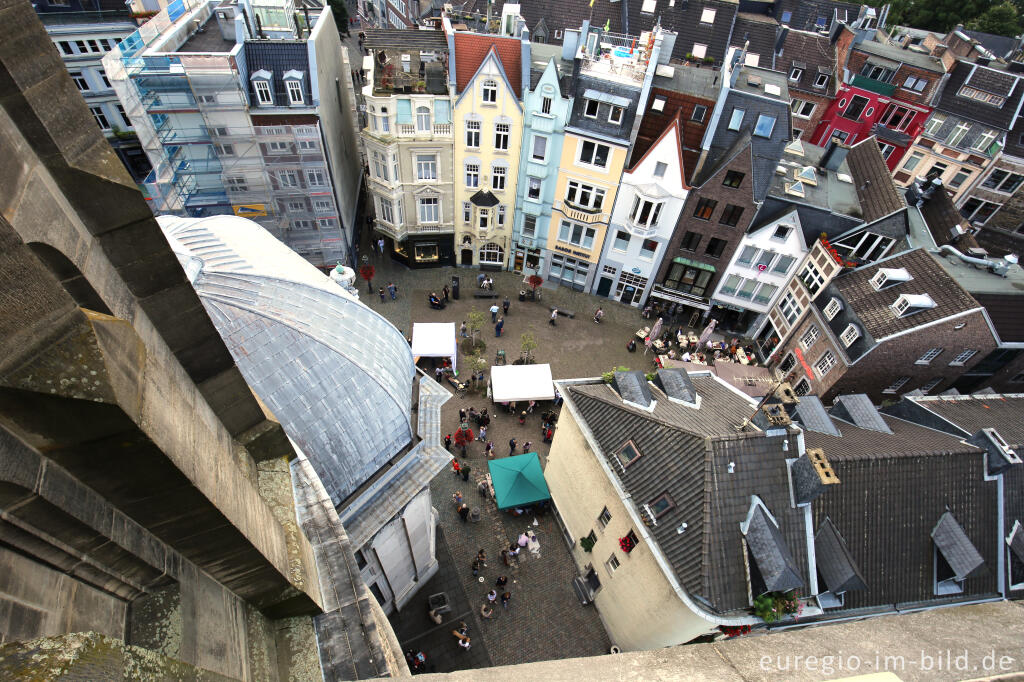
[818, 137, 850, 171]
[791, 449, 840, 505]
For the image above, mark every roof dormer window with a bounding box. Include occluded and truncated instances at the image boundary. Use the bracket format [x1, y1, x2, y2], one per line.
[251, 69, 273, 106]
[840, 323, 860, 347]
[870, 267, 912, 290]
[891, 293, 936, 318]
[283, 70, 304, 106]
[823, 297, 842, 320]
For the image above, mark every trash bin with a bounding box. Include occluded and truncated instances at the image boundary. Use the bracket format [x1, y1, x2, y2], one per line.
[428, 592, 451, 614]
[452, 275, 460, 300]
[518, 290, 526, 302]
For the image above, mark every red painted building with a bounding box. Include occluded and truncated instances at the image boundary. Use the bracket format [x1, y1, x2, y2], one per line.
[811, 31, 951, 171]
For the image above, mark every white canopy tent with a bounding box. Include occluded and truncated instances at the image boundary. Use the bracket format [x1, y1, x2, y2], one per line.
[412, 322, 458, 372]
[490, 364, 555, 403]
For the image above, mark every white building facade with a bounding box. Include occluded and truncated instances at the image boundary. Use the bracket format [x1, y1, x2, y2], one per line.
[592, 117, 689, 306]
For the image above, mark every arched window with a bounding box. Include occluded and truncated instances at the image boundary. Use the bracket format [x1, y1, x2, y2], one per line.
[416, 106, 430, 131]
[480, 242, 504, 264]
[482, 79, 498, 103]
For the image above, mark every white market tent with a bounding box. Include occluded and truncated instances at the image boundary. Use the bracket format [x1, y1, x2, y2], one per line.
[412, 322, 458, 372]
[490, 364, 555, 403]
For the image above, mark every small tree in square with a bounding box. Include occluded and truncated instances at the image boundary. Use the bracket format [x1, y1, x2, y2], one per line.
[520, 332, 537, 364]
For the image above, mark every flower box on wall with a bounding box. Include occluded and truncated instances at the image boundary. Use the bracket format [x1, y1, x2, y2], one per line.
[619, 530, 638, 554]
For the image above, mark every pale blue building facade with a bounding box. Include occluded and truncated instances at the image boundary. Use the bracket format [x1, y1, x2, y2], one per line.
[510, 48, 572, 275]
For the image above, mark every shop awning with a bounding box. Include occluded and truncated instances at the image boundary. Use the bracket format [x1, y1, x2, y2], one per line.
[490, 364, 554, 403]
[411, 322, 457, 371]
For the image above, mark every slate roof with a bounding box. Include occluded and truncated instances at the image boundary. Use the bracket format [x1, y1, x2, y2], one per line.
[613, 370, 654, 407]
[774, 29, 838, 96]
[628, 0, 738, 64]
[932, 511, 987, 580]
[243, 41, 313, 107]
[845, 137, 904, 222]
[963, 30, 1021, 60]
[802, 411, 983, 460]
[791, 395, 842, 436]
[886, 394, 1024, 447]
[814, 517, 868, 594]
[775, 0, 860, 33]
[654, 367, 698, 404]
[729, 14, 780, 67]
[565, 376, 810, 614]
[831, 394, 891, 433]
[916, 183, 971, 247]
[973, 294, 1024, 342]
[934, 60, 1024, 130]
[517, 0, 622, 45]
[810, 449, 998, 610]
[854, 37, 946, 74]
[824, 248, 979, 341]
[454, 32, 523, 97]
[362, 28, 448, 51]
[743, 503, 805, 593]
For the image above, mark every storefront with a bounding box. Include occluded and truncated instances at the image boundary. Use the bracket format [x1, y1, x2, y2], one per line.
[388, 233, 455, 268]
[511, 244, 542, 273]
[646, 257, 715, 325]
[547, 251, 592, 292]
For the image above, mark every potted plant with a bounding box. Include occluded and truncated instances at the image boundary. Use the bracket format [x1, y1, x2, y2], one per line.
[579, 535, 596, 552]
[752, 591, 802, 623]
[703, 56, 715, 65]
[684, 52, 695, 62]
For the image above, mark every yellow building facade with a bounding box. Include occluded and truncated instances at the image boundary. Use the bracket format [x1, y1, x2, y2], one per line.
[545, 134, 628, 289]
[453, 48, 523, 268]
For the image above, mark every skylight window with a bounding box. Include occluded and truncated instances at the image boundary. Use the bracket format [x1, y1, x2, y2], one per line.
[728, 108, 744, 131]
[616, 440, 642, 468]
[784, 180, 805, 197]
[796, 166, 818, 186]
[700, 8, 716, 23]
[754, 114, 776, 138]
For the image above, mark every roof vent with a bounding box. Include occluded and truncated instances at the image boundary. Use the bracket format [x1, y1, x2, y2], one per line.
[837, 173, 853, 183]
[765, 83, 782, 97]
[747, 75, 762, 88]
[967, 428, 1022, 476]
[791, 448, 840, 505]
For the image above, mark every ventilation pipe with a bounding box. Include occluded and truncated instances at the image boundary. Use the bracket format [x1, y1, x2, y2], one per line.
[936, 244, 1010, 277]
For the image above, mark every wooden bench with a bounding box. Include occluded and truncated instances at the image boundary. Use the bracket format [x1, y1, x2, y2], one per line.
[550, 307, 575, 319]
[473, 290, 499, 298]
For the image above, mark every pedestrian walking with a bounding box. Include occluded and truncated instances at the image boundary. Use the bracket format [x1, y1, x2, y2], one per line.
[522, 441, 532, 453]
[518, 411, 526, 425]
[442, 284, 450, 302]
[476, 549, 487, 564]
[480, 604, 494, 619]
[501, 591, 511, 609]
[461, 463, 471, 482]
[460, 321, 468, 338]
[487, 589, 497, 604]
[377, 238, 385, 256]
[458, 504, 470, 522]
[459, 408, 467, 423]
[495, 575, 508, 588]
[478, 424, 487, 441]
[549, 308, 558, 325]
[444, 434, 452, 451]
[490, 303, 499, 323]
[502, 296, 510, 314]
[495, 317, 504, 337]
[594, 307, 604, 323]
[387, 282, 397, 300]
[509, 438, 517, 455]
[452, 490, 463, 505]
[379, 287, 386, 302]
[452, 459, 461, 476]
[527, 400, 536, 413]
[472, 558, 482, 576]
[485, 441, 494, 458]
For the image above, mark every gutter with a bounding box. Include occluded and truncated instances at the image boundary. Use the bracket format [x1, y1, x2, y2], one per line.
[554, 378, 760, 628]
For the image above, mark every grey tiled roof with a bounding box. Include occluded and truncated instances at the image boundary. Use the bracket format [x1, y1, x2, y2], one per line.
[729, 14, 780, 67]
[744, 503, 805, 593]
[775, 0, 861, 33]
[654, 368, 697, 404]
[846, 137, 904, 223]
[962, 30, 1021, 59]
[822, 248, 980, 342]
[932, 511, 986, 580]
[884, 394, 1024, 447]
[775, 29, 837, 96]
[243, 41, 313, 107]
[934, 61, 1024, 131]
[627, 0, 738, 64]
[814, 517, 868, 594]
[612, 370, 653, 407]
[801, 411, 982, 460]
[830, 394, 891, 434]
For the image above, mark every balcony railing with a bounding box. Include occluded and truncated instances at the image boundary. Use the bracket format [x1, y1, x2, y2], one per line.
[554, 201, 610, 224]
[394, 123, 452, 138]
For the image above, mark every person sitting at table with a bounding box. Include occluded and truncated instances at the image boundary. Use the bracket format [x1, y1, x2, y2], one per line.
[667, 349, 676, 360]
[681, 350, 691, 362]
[697, 352, 706, 363]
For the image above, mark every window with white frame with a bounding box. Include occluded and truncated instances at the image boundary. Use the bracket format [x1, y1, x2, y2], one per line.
[214, 143, 234, 156]
[318, 218, 336, 229]
[418, 196, 439, 223]
[372, 151, 389, 181]
[313, 198, 333, 211]
[608, 106, 624, 124]
[916, 347, 943, 364]
[306, 168, 326, 186]
[579, 140, 610, 168]
[566, 181, 605, 210]
[494, 122, 510, 150]
[949, 349, 977, 366]
[814, 72, 829, 88]
[267, 140, 290, 153]
[416, 106, 431, 131]
[558, 220, 597, 249]
[958, 86, 1006, 107]
[226, 176, 248, 192]
[532, 135, 547, 161]
[492, 164, 507, 190]
[947, 122, 971, 147]
[781, 292, 802, 324]
[292, 219, 314, 229]
[972, 129, 998, 152]
[480, 242, 503, 263]
[882, 376, 910, 393]
[70, 72, 89, 91]
[522, 215, 537, 238]
[466, 119, 481, 147]
[482, 79, 497, 103]
[923, 114, 946, 137]
[814, 350, 837, 377]
[791, 99, 815, 118]
[823, 297, 842, 320]
[463, 201, 472, 224]
[497, 205, 506, 226]
[90, 106, 110, 130]
[800, 325, 820, 349]
[297, 139, 317, 150]
[541, 95, 553, 114]
[982, 169, 1024, 194]
[800, 263, 825, 294]
[790, 67, 803, 82]
[286, 80, 303, 105]
[605, 554, 620, 575]
[277, 170, 299, 187]
[700, 7, 716, 22]
[891, 293, 936, 317]
[613, 230, 630, 251]
[465, 163, 480, 188]
[254, 79, 273, 105]
[840, 324, 861, 347]
[527, 177, 541, 200]
[377, 196, 395, 224]
[416, 154, 437, 181]
[286, 200, 306, 211]
[629, 196, 663, 228]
